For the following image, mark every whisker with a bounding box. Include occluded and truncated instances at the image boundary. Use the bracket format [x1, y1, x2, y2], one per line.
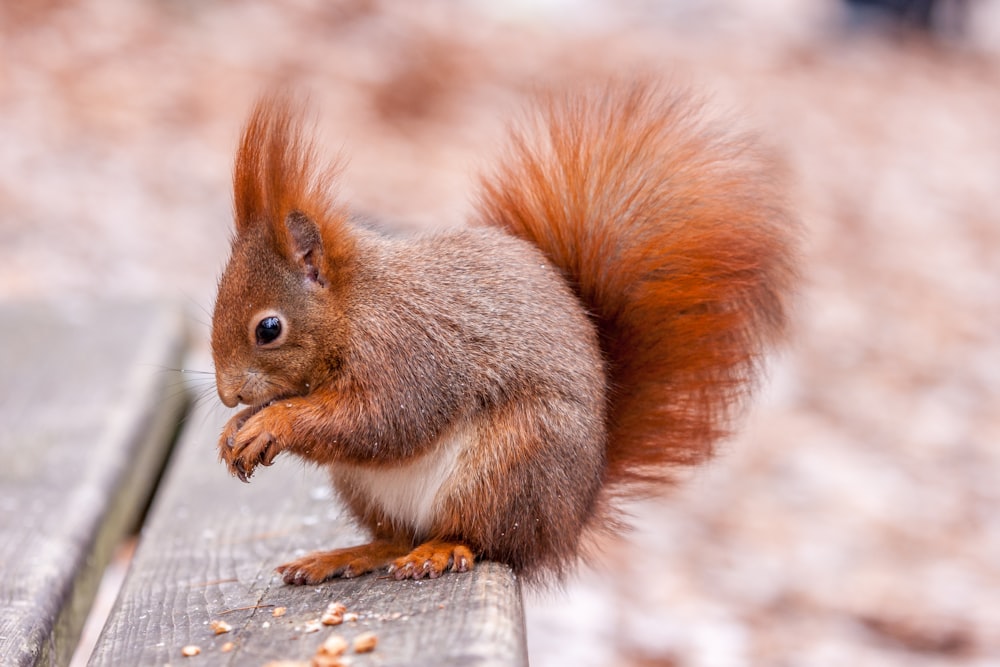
[181, 292, 214, 331]
[175, 390, 231, 432]
[138, 363, 214, 377]
[162, 373, 215, 390]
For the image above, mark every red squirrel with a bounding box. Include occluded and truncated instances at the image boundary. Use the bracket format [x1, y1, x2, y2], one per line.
[211, 80, 798, 585]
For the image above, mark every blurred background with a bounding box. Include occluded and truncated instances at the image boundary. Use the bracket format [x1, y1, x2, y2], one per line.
[2, 1, 1000, 665]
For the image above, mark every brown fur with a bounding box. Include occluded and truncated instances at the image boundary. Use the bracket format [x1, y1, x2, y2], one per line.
[211, 80, 798, 585]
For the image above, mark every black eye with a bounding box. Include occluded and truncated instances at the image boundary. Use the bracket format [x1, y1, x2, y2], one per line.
[255, 316, 282, 346]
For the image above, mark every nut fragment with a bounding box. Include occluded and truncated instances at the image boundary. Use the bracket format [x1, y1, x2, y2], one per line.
[311, 659, 336, 667]
[209, 619, 232, 635]
[321, 601, 347, 626]
[317, 635, 349, 657]
[181, 645, 201, 657]
[220, 641, 235, 653]
[320, 611, 343, 626]
[342, 612, 359, 622]
[272, 606, 288, 618]
[310, 657, 345, 667]
[302, 619, 322, 633]
[353, 631, 378, 653]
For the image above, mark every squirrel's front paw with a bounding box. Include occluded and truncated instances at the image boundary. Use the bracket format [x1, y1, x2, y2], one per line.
[218, 406, 286, 482]
[218, 407, 253, 476]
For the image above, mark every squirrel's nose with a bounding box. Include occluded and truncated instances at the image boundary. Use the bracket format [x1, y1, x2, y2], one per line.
[219, 389, 243, 408]
[217, 386, 240, 408]
[216, 375, 243, 408]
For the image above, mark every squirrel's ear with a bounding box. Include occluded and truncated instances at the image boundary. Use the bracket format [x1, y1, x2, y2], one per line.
[285, 210, 327, 287]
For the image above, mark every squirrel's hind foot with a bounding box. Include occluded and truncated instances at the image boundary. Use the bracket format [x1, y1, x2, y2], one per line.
[387, 540, 475, 580]
[276, 539, 408, 584]
[276, 539, 476, 585]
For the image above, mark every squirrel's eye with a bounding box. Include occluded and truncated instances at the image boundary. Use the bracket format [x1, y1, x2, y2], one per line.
[255, 316, 283, 346]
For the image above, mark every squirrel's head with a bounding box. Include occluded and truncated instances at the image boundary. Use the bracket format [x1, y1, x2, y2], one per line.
[211, 94, 354, 409]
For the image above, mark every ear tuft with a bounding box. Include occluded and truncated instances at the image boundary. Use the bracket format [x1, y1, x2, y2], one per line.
[232, 92, 354, 273]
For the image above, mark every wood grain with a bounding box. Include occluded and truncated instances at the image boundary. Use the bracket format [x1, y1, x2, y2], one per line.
[88, 386, 528, 666]
[0, 301, 188, 667]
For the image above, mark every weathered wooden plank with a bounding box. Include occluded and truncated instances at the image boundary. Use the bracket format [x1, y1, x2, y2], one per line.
[88, 387, 528, 666]
[0, 301, 187, 667]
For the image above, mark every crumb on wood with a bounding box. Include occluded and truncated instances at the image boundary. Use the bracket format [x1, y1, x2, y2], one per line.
[353, 631, 378, 653]
[209, 619, 232, 635]
[180, 645, 201, 657]
[321, 611, 343, 626]
[318, 634, 349, 657]
[310, 656, 346, 667]
[321, 601, 348, 625]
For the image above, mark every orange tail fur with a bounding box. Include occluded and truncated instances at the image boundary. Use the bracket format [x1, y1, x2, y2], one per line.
[476, 80, 799, 492]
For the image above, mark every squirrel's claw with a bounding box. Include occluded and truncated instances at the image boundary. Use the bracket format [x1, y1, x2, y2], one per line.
[389, 541, 475, 580]
[222, 406, 286, 483]
[232, 458, 251, 483]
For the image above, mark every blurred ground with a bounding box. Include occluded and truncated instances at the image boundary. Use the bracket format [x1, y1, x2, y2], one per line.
[2, 1, 1000, 666]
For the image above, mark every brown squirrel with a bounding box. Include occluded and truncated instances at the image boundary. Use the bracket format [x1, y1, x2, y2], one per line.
[211, 80, 798, 585]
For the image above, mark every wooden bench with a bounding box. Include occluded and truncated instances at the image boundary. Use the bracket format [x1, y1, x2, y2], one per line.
[0, 301, 527, 667]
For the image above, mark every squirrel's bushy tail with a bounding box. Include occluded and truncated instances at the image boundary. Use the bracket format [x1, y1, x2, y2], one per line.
[476, 80, 798, 493]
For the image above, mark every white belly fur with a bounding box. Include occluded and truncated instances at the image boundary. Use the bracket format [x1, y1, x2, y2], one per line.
[333, 420, 475, 537]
